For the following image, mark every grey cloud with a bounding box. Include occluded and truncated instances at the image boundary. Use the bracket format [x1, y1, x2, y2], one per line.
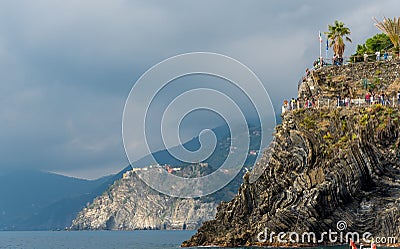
[0, 0, 399, 178]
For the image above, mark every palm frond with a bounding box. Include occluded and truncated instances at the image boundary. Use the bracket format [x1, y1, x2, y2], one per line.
[374, 16, 400, 50]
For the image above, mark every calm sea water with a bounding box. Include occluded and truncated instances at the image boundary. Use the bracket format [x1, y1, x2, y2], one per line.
[0, 231, 195, 249]
[0, 230, 352, 249]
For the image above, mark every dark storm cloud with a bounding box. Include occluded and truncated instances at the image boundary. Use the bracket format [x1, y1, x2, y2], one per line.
[0, 0, 398, 178]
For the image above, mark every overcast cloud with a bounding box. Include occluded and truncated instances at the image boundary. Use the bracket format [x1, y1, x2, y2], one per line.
[0, 0, 399, 179]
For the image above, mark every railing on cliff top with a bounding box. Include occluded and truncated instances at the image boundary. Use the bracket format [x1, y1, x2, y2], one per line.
[282, 97, 400, 114]
[316, 53, 397, 67]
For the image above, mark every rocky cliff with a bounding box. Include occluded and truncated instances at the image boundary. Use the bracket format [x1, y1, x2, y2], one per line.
[299, 60, 400, 101]
[71, 126, 262, 231]
[183, 62, 400, 247]
[70, 164, 243, 230]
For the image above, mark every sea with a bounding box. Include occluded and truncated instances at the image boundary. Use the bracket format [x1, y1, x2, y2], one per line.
[0, 230, 355, 249]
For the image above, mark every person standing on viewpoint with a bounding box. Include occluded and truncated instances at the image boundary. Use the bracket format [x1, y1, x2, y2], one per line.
[375, 51, 380, 61]
[397, 91, 400, 105]
[363, 52, 368, 62]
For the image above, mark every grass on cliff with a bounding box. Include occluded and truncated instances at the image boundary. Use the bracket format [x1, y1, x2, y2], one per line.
[291, 104, 400, 156]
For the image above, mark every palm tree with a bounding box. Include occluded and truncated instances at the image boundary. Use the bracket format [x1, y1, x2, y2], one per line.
[324, 20, 352, 58]
[373, 16, 400, 56]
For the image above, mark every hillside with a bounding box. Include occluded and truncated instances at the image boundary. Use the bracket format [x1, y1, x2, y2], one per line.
[70, 164, 243, 230]
[0, 169, 113, 230]
[70, 126, 265, 230]
[183, 61, 400, 247]
[0, 123, 264, 231]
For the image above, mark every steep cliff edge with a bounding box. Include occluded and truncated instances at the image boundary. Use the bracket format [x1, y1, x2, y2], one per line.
[70, 125, 263, 231]
[299, 61, 400, 101]
[70, 164, 243, 230]
[183, 63, 400, 247]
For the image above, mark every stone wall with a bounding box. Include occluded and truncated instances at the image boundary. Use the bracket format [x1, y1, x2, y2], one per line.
[299, 60, 400, 101]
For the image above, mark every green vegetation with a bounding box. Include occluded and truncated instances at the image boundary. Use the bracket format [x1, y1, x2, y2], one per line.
[323, 132, 333, 141]
[350, 33, 392, 62]
[338, 135, 349, 144]
[378, 121, 387, 130]
[360, 113, 370, 126]
[325, 20, 352, 58]
[374, 77, 381, 85]
[302, 115, 317, 130]
[341, 119, 347, 131]
[291, 105, 400, 160]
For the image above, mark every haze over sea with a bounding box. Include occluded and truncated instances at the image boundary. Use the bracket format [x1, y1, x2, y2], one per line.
[0, 230, 353, 249]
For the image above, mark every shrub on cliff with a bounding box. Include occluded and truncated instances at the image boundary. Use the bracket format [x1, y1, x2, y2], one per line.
[350, 33, 392, 62]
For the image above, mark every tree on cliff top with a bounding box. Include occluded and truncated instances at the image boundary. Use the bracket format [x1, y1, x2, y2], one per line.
[325, 20, 352, 58]
[350, 33, 392, 62]
[374, 16, 400, 56]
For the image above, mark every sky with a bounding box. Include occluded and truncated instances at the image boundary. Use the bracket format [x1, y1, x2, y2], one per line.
[0, 0, 399, 179]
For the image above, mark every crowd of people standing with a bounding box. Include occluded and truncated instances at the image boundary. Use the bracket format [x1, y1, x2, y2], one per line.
[364, 51, 392, 62]
[289, 54, 400, 114]
[364, 91, 400, 105]
[283, 91, 400, 113]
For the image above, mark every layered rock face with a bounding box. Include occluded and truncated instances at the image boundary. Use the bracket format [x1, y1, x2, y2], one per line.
[183, 66, 400, 247]
[71, 170, 217, 230]
[70, 164, 242, 230]
[70, 125, 262, 231]
[299, 61, 400, 101]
